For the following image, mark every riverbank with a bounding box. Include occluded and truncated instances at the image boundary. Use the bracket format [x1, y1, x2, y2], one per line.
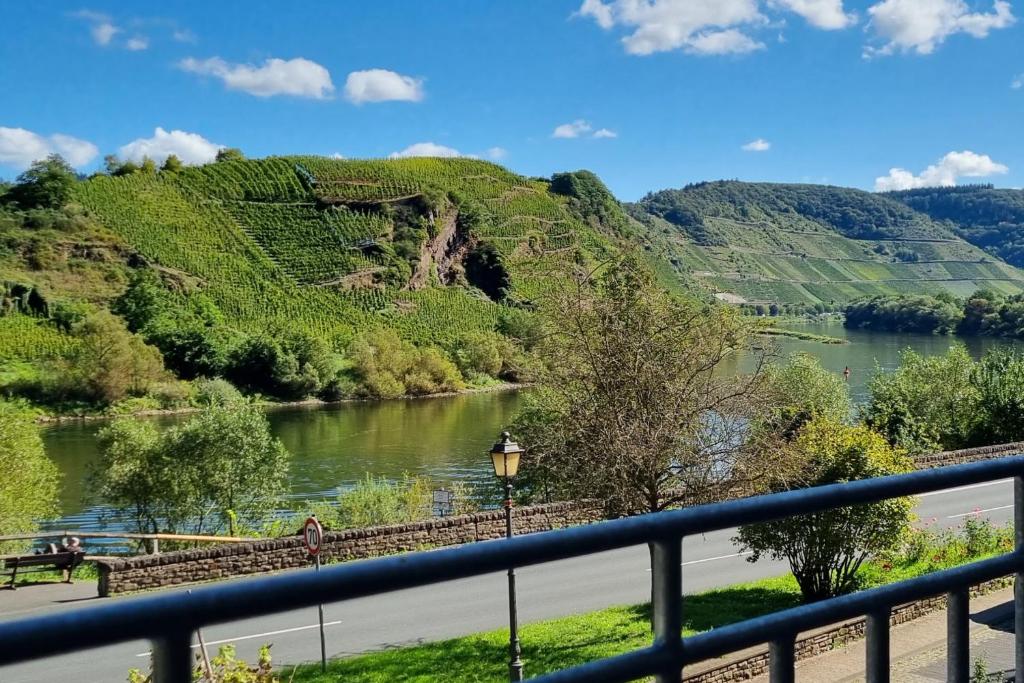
[34, 381, 525, 423]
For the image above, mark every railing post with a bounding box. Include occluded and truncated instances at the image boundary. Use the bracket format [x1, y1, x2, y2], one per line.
[865, 608, 890, 683]
[651, 539, 683, 683]
[947, 588, 969, 683]
[769, 636, 795, 683]
[152, 629, 193, 683]
[1015, 475, 1024, 681]
[152, 537, 159, 555]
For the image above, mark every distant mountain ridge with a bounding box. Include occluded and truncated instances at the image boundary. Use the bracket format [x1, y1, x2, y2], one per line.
[627, 180, 1024, 306]
[885, 185, 1024, 269]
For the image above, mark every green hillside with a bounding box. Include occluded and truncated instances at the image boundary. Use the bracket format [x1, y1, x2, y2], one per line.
[67, 156, 613, 345]
[0, 155, 626, 410]
[886, 185, 1024, 269]
[627, 181, 1024, 306]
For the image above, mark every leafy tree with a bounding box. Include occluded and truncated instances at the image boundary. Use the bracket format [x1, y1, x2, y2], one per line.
[736, 419, 913, 601]
[862, 345, 980, 453]
[215, 148, 245, 163]
[113, 269, 170, 333]
[0, 401, 60, 553]
[225, 332, 336, 400]
[763, 353, 851, 438]
[845, 295, 963, 334]
[972, 348, 1024, 445]
[160, 154, 183, 173]
[512, 257, 785, 516]
[55, 311, 168, 404]
[93, 402, 289, 537]
[9, 155, 77, 209]
[140, 157, 158, 174]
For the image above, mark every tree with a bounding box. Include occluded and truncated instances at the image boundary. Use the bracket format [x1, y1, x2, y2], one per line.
[9, 154, 77, 209]
[513, 257, 785, 516]
[57, 311, 168, 404]
[161, 154, 183, 173]
[972, 348, 1024, 445]
[215, 148, 245, 163]
[863, 345, 980, 453]
[0, 401, 60, 553]
[763, 353, 851, 438]
[92, 402, 289, 537]
[736, 418, 913, 601]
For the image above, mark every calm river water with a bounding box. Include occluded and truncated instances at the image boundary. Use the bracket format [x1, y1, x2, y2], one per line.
[40, 322, 1021, 528]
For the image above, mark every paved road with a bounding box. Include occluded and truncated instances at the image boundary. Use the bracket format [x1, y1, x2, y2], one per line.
[0, 478, 1015, 682]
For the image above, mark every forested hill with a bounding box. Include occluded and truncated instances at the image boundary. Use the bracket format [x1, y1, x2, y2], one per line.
[885, 185, 1024, 269]
[0, 155, 629, 409]
[626, 180, 1024, 307]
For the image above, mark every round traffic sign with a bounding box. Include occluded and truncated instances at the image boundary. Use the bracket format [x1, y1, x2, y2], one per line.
[303, 516, 324, 555]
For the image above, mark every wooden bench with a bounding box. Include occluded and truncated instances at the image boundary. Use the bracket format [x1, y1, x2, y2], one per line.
[2, 552, 84, 589]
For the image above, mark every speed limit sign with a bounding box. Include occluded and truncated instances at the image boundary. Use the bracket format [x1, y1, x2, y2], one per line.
[303, 516, 323, 555]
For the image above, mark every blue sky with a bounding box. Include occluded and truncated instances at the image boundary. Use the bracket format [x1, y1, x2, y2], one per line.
[1, 1, 1021, 200]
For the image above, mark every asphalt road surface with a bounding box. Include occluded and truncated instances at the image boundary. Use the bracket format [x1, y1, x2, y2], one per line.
[0, 478, 1015, 682]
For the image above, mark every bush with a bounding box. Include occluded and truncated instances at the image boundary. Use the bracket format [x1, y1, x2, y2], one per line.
[348, 329, 464, 398]
[763, 353, 851, 437]
[325, 474, 476, 530]
[193, 377, 244, 407]
[736, 418, 913, 601]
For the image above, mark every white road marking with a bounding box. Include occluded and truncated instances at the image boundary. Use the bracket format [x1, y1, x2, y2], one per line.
[135, 621, 342, 657]
[917, 479, 1011, 498]
[947, 504, 1013, 519]
[645, 550, 753, 572]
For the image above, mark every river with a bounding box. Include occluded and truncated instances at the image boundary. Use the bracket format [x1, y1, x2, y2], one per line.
[39, 322, 1022, 530]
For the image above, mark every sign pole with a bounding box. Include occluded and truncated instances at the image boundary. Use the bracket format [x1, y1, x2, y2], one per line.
[316, 552, 326, 673]
[303, 516, 328, 674]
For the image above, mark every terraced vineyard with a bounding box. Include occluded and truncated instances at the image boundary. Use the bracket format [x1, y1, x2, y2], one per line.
[70, 156, 609, 346]
[629, 181, 1024, 306]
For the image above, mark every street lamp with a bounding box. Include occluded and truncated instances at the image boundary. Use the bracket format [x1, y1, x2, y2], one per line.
[490, 431, 525, 682]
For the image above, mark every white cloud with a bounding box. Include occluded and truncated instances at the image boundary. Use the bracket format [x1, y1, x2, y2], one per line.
[1013, 73, 1024, 89]
[172, 29, 196, 43]
[389, 142, 462, 158]
[486, 147, 508, 160]
[874, 150, 1009, 191]
[742, 138, 771, 151]
[343, 69, 424, 104]
[865, 0, 1015, 56]
[118, 127, 224, 165]
[552, 120, 593, 138]
[179, 57, 334, 99]
[0, 127, 98, 169]
[576, 0, 854, 55]
[686, 28, 766, 54]
[72, 10, 120, 46]
[125, 36, 149, 51]
[592, 128, 618, 138]
[330, 152, 345, 160]
[772, 0, 856, 29]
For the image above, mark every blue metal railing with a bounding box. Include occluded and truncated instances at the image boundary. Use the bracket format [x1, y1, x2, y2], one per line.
[2, 456, 1024, 682]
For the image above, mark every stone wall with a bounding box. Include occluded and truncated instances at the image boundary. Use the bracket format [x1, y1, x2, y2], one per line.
[96, 500, 602, 596]
[912, 441, 1024, 469]
[684, 577, 1013, 683]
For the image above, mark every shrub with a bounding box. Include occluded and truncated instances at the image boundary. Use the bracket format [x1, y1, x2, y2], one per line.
[348, 329, 464, 398]
[737, 418, 913, 602]
[193, 377, 244, 407]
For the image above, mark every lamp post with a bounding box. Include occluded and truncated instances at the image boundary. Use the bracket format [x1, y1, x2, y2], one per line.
[490, 431, 524, 682]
